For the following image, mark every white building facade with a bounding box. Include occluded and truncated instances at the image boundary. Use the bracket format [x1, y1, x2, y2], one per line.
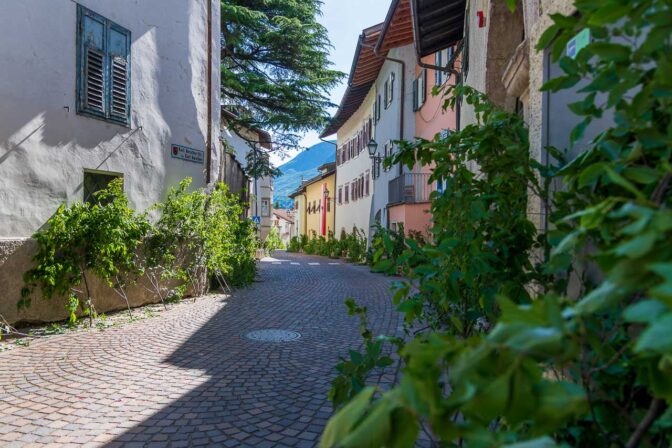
[0, 0, 222, 324]
[369, 44, 417, 230]
[0, 0, 222, 238]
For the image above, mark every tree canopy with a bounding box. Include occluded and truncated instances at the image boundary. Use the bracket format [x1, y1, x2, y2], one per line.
[221, 0, 344, 155]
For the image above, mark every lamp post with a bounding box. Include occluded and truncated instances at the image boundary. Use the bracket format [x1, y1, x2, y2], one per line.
[367, 139, 381, 163]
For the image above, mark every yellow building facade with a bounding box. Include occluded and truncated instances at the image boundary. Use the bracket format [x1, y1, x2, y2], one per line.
[291, 162, 336, 239]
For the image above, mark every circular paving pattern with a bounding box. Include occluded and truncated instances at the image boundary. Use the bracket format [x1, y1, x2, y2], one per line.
[0, 252, 415, 447]
[243, 328, 302, 342]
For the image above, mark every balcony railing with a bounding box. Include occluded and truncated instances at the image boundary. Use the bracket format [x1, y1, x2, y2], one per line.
[388, 173, 434, 205]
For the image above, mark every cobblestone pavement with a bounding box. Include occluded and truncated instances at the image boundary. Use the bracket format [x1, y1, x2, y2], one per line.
[0, 252, 404, 447]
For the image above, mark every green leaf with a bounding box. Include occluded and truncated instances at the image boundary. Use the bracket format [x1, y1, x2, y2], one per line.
[320, 387, 375, 448]
[613, 231, 658, 259]
[505, 437, 559, 448]
[575, 280, 629, 315]
[624, 300, 669, 324]
[635, 313, 672, 354]
[589, 42, 631, 63]
[536, 24, 560, 51]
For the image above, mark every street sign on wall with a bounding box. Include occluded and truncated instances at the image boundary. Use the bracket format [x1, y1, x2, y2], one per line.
[251, 216, 261, 224]
[566, 28, 591, 59]
[171, 144, 204, 164]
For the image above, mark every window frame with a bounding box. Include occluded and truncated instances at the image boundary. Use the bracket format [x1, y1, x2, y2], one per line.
[83, 168, 123, 204]
[76, 5, 132, 126]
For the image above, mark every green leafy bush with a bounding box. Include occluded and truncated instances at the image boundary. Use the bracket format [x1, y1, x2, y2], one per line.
[264, 226, 284, 252]
[323, 1, 672, 446]
[21, 179, 150, 325]
[287, 236, 302, 252]
[21, 178, 257, 325]
[369, 224, 407, 275]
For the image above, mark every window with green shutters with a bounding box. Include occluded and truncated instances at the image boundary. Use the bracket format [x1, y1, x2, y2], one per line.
[76, 5, 131, 126]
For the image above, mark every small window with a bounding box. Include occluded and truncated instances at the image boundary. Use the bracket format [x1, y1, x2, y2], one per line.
[375, 94, 382, 122]
[338, 187, 343, 205]
[83, 170, 122, 204]
[413, 69, 427, 111]
[344, 185, 349, 203]
[77, 5, 131, 125]
[384, 72, 395, 109]
[365, 171, 370, 196]
[261, 199, 271, 217]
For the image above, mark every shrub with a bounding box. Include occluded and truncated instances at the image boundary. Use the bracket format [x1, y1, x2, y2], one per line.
[264, 226, 284, 252]
[21, 178, 257, 325]
[324, 1, 672, 445]
[287, 236, 302, 253]
[21, 179, 150, 325]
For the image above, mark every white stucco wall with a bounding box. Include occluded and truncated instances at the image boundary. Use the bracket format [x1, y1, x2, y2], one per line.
[335, 89, 376, 238]
[370, 45, 417, 229]
[220, 125, 274, 239]
[0, 0, 221, 238]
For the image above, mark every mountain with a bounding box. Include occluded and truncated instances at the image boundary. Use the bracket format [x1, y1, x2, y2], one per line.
[273, 141, 336, 208]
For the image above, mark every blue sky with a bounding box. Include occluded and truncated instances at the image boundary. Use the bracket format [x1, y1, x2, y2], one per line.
[270, 0, 389, 165]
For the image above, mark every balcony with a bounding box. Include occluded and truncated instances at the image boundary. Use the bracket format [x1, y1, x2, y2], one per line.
[388, 173, 434, 205]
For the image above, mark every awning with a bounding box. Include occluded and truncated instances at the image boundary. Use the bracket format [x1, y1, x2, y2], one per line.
[410, 0, 466, 57]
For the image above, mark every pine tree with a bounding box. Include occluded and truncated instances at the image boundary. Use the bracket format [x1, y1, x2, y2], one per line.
[221, 0, 344, 156]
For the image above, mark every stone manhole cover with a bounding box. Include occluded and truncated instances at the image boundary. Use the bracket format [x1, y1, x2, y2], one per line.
[243, 329, 301, 342]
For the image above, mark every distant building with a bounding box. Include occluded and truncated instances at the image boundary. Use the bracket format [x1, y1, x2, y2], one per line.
[289, 182, 307, 239]
[271, 209, 295, 246]
[220, 107, 275, 240]
[289, 163, 336, 239]
[321, 25, 381, 239]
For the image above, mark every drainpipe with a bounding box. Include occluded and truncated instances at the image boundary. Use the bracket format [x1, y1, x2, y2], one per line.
[205, 0, 213, 184]
[320, 137, 337, 235]
[415, 40, 464, 131]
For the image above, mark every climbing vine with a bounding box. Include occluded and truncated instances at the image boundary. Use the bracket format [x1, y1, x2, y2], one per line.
[20, 178, 257, 326]
[323, 0, 672, 446]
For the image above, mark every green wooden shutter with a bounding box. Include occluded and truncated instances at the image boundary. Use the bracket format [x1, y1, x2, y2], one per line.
[78, 7, 106, 117]
[412, 78, 419, 111]
[108, 24, 131, 124]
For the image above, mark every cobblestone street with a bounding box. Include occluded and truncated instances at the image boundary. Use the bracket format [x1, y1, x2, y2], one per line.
[0, 252, 402, 447]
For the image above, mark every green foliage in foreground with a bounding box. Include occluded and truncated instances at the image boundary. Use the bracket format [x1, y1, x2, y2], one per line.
[20, 178, 257, 325]
[323, 1, 672, 446]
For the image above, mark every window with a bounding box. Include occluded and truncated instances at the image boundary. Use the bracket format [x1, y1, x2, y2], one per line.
[375, 94, 382, 122]
[261, 199, 271, 217]
[327, 198, 331, 212]
[384, 72, 395, 109]
[435, 48, 452, 86]
[318, 199, 321, 213]
[413, 69, 427, 111]
[365, 171, 370, 196]
[77, 5, 131, 125]
[83, 170, 122, 204]
[338, 187, 343, 204]
[344, 185, 349, 203]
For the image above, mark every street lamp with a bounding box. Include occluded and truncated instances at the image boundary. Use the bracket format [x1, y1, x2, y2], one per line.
[367, 139, 380, 161]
